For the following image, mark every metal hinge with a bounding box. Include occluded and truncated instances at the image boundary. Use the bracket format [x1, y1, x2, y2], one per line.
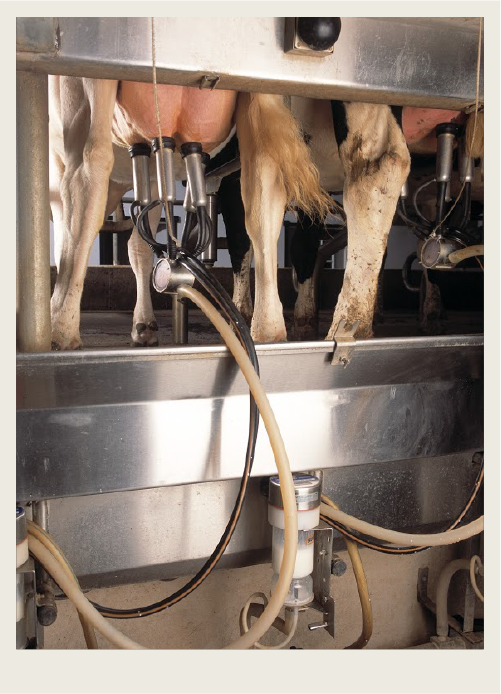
[331, 319, 359, 367]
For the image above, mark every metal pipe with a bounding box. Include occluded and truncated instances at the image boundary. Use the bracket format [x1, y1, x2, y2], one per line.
[129, 144, 152, 206]
[200, 194, 219, 266]
[436, 559, 471, 638]
[183, 150, 208, 207]
[16, 70, 51, 353]
[173, 297, 188, 344]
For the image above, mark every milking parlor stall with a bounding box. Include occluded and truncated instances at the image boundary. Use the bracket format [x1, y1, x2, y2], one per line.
[16, 16, 486, 658]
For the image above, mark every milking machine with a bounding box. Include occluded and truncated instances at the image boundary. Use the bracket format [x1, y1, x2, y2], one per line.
[398, 122, 483, 271]
[17, 134, 343, 649]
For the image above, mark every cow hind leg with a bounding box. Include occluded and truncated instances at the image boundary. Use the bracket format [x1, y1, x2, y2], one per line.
[50, 77, 118, 350]
[236, 94, 287, 342]
[419, 268, 446, 335]
[291, 212, 323, 340]
[327, 103, 410, 339]
[218, 173, 253, 325]
[235, 91, 330, 342]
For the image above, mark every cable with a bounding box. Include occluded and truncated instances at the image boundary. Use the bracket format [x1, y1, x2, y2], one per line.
[448, 244, 484, 264]
[27, 521, 98, 649]
[396, 199, 429, 239]
[319, 503, 483, 547]
[91, 265, 259, 619]
[241, 594, 299, 649]
[320, 497, 372, 649]
[28, 535, 144, 650]
[176, 285, 298, 650]
[343, 537, 373, 649]
[28, 284, 297, 649]
[412, 177, 435, 224]
[320, 460, 483, 555]
[136, 200, 166, 257]
[469, 555, 484, 603]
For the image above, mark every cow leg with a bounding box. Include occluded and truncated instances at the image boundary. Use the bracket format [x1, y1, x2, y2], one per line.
[127, 179, 162, 346]
[218, 173, 253, 325]
[235, 94, 287, 343]
[373, 249, 388, 326]
[50, 77, 117, 349]
[327, 103, 410, 339]
[291, 211, 323, 340]
[419, 268, 446, 335]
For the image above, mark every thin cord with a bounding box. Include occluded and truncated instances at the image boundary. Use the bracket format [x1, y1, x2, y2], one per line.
[151, 17, 179, 249]
[431, 18, 482, 235]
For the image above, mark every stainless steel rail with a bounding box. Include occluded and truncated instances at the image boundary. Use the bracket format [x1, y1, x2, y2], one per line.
[17, 336, 483, 502]
[16, 18, 483, 108]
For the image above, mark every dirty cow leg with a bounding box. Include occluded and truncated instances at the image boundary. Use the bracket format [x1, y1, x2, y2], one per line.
[50, 77, 117, 349]
[236, 93, 287, 342]
[420, 268, 446, 335]
[373, 249, 388, 326]
[291, 212, 323, 340]
[218, 173, 254, 325]
[327, 103, 410, 339]
[128, 179, 162, 346]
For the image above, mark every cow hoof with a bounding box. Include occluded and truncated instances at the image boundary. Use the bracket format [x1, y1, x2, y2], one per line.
[251, 326, 287, 343]
[131, 321, 160, 347]
[51, 336, 83, 351]
[293, 317, 317, 342]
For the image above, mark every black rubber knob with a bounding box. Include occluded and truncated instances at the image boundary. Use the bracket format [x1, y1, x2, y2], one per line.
[296, 18, 341, 51]
[37, 603, 58, 627]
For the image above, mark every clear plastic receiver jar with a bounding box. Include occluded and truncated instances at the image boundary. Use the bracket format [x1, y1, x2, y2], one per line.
[268, 473, 321, 607]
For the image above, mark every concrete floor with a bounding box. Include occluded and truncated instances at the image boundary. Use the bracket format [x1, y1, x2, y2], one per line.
[43, 544, 462, 650]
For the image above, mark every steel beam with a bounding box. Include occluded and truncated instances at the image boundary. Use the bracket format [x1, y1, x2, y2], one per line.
[16, 17, 483, 108]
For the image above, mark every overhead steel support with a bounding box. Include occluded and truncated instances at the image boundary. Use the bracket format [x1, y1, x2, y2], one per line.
[16, 17, 483, 109]
[16, 70, 51, 353]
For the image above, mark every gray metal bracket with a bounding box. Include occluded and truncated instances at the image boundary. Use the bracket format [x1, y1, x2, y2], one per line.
[307, 526, 335, 638]
[331, 319, 359, 367]
[17, 558, 40, 649]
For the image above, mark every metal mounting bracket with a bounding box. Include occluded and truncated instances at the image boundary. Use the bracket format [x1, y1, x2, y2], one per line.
[307, 526, 335, 638]
[331, 319, 359, 367]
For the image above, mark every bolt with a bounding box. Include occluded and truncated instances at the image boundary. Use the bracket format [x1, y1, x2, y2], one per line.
[331, 555, 347, 576]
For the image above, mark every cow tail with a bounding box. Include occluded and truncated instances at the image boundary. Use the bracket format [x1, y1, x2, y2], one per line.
[239, 93, 332, 220]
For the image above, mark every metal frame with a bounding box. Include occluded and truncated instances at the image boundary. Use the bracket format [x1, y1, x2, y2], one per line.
[16, 18, 483, 108]
[17, 335, 483, 501]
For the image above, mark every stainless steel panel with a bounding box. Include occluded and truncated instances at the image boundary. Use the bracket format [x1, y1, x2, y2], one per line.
[16, 18, 483, 108]
[17, 336, 483, 501]
[44, 452, 482, 588]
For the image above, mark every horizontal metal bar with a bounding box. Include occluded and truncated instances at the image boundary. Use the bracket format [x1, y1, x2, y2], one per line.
[17, 336, 483, 501]
[16, 17, 483, 108]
